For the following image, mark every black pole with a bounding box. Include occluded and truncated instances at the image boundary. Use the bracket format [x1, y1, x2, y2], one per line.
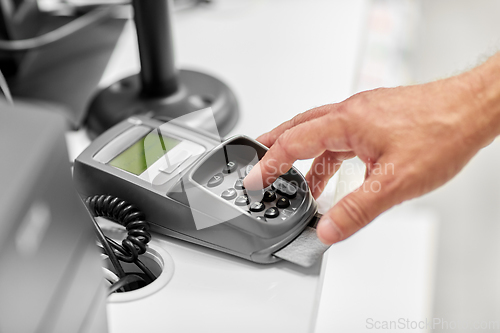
[132, 0, 178, 97]
[86, 0, 239, 137]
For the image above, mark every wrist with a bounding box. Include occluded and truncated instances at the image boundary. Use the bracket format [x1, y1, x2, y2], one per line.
[458, 54, 500, 144]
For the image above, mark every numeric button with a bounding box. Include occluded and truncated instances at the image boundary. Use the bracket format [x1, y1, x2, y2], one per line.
[262, 190, 276, 202]
[276, 197, 290, 208]
[234, 195, 250, 206]
[222, 161, 237, 174]
[221, 188, 237, 200]
[272, 178, 297, 198]
[250, 202, 265, 212]
[244, 165, 254, 175]
[207, 173, 224, 187]
[234, 178, 245, 190]
[264, 207, 279, 219]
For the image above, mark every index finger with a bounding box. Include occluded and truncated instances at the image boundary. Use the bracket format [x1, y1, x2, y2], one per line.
[256, 105, 332, 147]
[244, 113, 350, 190]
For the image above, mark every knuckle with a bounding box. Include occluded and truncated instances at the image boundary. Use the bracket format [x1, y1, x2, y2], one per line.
[337, 195, 371, 230]
[394, 163, 427, 198]
[290, 110, 309, 127]
[309, 105, 330, 118]
[337, 151, 356, 161]
[289, 113, 302, 128]
[342, 90, 376, 116]
[320, 111, 351, 150]
[332, 101, 350, 116]
[290, 108, 324, 128]
[276, 129, 298, 160]
[326, 102, 351, 125]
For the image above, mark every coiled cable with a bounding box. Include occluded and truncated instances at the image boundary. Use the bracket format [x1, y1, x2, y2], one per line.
[85, 194, 155, 290]
[86, 194, 152, 261]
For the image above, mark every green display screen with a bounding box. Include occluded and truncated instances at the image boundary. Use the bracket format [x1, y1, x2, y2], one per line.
[109, 131, 180, 175]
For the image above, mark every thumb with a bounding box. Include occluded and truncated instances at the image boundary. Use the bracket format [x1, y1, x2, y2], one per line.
[316, 173, 399, 245]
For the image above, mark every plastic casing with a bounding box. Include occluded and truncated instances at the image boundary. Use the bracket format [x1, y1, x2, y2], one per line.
[73, 116, 317, 264]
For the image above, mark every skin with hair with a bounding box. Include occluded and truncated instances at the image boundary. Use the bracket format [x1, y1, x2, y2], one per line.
[244, 53, 500, 245]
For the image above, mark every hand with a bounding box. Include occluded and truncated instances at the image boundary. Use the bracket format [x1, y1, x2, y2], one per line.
[244, 65, 500, 245]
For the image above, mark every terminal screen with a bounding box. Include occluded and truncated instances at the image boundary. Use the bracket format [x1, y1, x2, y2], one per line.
[109, 131, 180, 175]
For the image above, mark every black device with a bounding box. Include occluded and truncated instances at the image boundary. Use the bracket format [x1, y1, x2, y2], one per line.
[74, 115, 318, 264]
[0, 0, 42, 77]
[0, 0, 238, 135]
[0, 102, 108, 333]
[0, 1, 125, 128]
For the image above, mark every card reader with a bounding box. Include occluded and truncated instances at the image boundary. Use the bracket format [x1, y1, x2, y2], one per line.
[74, 116, 327, 265]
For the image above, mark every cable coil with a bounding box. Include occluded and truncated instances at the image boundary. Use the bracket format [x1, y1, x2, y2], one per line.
[86, 194, 151, 263]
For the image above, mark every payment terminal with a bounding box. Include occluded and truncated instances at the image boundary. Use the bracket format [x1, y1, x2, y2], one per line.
[74, 115, 324, 265]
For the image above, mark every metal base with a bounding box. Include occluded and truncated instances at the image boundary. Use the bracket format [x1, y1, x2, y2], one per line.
[85, 69, 239, 137]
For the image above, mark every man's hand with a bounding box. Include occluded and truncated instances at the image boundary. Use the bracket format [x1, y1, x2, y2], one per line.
[244, 56, 500, 245]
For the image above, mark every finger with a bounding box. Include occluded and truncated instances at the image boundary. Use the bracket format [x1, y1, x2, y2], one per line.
[256, 105, 332, 147]
[316, 171, 401, 245]
[305, 151, 356, 199]
[244, 113, 351, 190]
[364, 158, 377, 180]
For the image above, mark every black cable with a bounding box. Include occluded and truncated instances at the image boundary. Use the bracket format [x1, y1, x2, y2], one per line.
[86, 194, 152, 261]
[104, 237, 156, 282]
[86, 194, 156, 293]
[97, 237, 155, 282]
[0, 69, 12, 105]
[0, 6, 114, 52]
[0, 0, 211, 53]
[90, 214, 126, 278]
[97, 242, 155, 284]
[108, 274, 145, 295]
